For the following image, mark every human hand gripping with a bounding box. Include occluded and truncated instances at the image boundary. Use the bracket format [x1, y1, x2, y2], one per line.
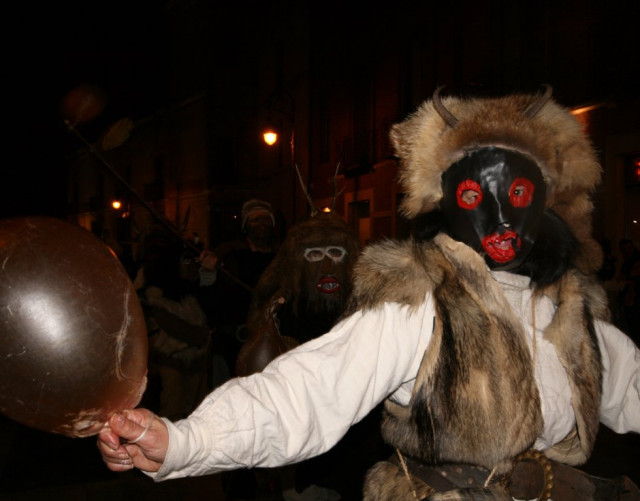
[97, 408, 168, 473]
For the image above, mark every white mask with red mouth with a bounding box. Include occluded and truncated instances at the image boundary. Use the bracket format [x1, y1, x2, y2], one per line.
[440, 147, 547, 271]
[303, 246, 347, 293]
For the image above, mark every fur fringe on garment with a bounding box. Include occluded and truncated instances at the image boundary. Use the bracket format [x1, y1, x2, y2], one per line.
[349, 235, 607, 500]
[363, 460, 512, 500]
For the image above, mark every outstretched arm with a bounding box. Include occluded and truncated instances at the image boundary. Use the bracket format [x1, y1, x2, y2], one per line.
[97, 298, 435, 481]
[152, 299, 434, 480]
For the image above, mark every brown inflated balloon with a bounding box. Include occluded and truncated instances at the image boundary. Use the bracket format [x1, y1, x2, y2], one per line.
[0, 217, 147, 437]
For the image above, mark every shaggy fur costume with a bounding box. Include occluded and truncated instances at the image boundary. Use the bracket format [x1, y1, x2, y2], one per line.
[354, 235, 607, 499]
[247, 212, 359, 342]
[355, 88, 609, 499]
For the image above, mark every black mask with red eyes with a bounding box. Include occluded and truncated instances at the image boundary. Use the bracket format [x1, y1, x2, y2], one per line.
[440, 147, 546, 270]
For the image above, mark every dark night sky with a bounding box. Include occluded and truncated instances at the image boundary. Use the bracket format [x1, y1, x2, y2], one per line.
[2, 1, 168, 218]
[2, 1, 638, 218]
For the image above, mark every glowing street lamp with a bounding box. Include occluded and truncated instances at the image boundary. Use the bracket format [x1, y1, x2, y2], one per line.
[263, 129, 278, 146]
[262, 90, 297, 219]
[111, 199, 130, 218]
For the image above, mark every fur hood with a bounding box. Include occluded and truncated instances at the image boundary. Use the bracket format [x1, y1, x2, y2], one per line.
[391, 87, 602, 274]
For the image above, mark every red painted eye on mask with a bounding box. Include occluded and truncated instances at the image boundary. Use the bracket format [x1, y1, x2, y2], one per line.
[509, 177, 535, 208]
[456, 179, 483, 209]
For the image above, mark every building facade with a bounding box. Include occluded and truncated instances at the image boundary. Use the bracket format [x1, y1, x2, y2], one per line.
[65, 0, 640, 268]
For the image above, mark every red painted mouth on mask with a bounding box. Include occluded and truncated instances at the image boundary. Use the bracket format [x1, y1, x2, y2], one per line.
[316, 275, 341, 294]
[481, 230, 521, 263]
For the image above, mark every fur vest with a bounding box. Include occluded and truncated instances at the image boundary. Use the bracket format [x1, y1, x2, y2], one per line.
[349, 234, 607, 476]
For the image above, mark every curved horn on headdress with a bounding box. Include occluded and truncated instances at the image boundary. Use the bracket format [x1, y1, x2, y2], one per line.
[524, 84, 553, 118]
[432, 86, 459, 127]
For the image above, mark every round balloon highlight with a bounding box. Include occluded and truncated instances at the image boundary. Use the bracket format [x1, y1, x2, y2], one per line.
[0, 217, 148, 437]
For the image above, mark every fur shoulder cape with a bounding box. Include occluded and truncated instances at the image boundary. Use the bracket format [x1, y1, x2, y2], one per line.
[348, 234, 607, 471]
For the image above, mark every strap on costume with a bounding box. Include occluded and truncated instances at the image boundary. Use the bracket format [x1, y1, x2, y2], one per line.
[389, 450, 640, 501]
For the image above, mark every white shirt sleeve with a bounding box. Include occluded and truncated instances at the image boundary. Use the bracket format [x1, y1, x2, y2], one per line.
[596, 319, 640, 434]
[151, 298, 435, 481]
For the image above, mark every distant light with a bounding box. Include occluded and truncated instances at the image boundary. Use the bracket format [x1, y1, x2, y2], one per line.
[322, 206, 331, 213]
[570, 100, 612, 116]
[263, 131, 278, 146]
[634, 220, 638, 224]
[112, 200, 122, 210]
[571, 105, 598, 116]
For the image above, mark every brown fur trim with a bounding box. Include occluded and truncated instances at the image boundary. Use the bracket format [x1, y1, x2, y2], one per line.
[402, 239, 539, 472]
[352, 234, 604, 478]
[537, 271, 605, 464]
[391, 91, 602, 274]
[363, 461, 434, 501]
[346, 238, 443, 314]
[353, 235, 542, 473]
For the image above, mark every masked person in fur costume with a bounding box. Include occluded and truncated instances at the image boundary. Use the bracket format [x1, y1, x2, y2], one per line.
[98, 87, 640, 500]
[235, 211, 390, 500]
[236, 210, 360, 378]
